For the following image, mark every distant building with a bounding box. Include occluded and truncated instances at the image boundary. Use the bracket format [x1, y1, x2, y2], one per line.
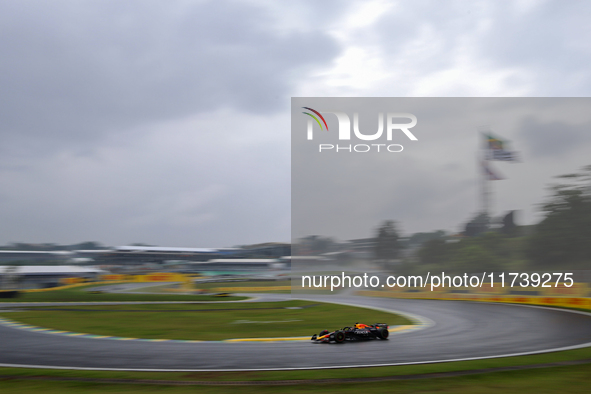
[0, 243, 293, 272]
[237, 243, 291, 258]
[84, 246, 220, 266]
[0, 250, 72, 265]
[0, 265, 106, 289]
[346, 238, 377, 260]
[187, 259, 287, 275]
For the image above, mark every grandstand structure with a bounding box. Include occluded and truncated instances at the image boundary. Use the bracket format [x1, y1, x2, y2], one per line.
[0, 243, 292, 271]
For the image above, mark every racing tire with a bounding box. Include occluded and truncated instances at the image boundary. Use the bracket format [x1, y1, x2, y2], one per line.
[334, 330, 346, 343]
[319, 330, 329, 337]
[378, 328, 389, 340]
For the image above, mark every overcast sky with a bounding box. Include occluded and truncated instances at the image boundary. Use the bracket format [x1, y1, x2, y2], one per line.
[1, 0, 591, 247]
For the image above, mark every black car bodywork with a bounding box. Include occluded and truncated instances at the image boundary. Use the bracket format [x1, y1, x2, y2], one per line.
[311, 323, 389, 343]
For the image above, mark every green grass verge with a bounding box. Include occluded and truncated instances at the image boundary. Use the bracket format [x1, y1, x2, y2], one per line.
[0, 361, 590, 393]
[0, 347, 589, 383]
[0, 284, 246, 303]
[0, 301, 410, 340]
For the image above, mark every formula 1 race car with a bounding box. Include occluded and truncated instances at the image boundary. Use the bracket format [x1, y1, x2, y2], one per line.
[311, 323, 389, 343]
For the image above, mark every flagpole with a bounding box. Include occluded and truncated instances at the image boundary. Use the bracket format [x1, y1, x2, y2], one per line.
[481, 159, 490, 219]
[478, 133, 490, 217]
[480, 131, 491, 225]
[478, 129, 520, 232]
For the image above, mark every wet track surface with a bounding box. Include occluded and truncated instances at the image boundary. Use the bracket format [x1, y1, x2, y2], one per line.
[1, 293, 591, 371]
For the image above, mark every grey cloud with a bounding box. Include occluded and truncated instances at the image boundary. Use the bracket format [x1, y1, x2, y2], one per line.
[0, 0, 336, 246]
[475, 2, 591, 94]
[518, 117, 591, 159]
[0, 113, 291, 246]
[0, 0, 340, 156]
[369, 1, 591, 95]
[4, 1, 591, 248]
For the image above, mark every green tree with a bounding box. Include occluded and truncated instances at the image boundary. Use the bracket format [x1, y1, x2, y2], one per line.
[527, 165, 591, 270]
[463, 213, 490, 237]
[452, 242, 503, 274]
[374, 220, 401, 267]
[297, 235, 335, 255]
[501, 211, 518, 236]
[408, 230, 446, 245]
[411, 230, 525, 274]
[417, 238, 448, 266]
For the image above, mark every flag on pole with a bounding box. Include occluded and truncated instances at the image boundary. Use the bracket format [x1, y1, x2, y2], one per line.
[482, 161, 503, 180]
[486, 134, 505, 151]
[489, 149, 519, 161]
[484, 133, 519, 162]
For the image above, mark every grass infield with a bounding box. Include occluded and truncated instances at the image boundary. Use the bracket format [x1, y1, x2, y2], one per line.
[0, 300, 411, 340]
[0, 353, 590, 393]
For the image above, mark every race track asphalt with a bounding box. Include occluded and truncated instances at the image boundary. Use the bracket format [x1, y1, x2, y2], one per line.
[1, 293, 591, 371]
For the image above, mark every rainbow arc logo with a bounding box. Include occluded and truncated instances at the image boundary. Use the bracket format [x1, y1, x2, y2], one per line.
[300, 106, 417, 153]
[301, 107, 328, 131]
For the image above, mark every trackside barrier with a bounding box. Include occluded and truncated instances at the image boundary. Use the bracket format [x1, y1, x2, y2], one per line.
[100, 274, 130, 281]
[60, 277, 86, 285]
[212, 286, 291, 292]
[4, 273, 198, 294]
[358, 283, 591, 311]
[14, 281, 127, 293]
[100, 273, 189, 282]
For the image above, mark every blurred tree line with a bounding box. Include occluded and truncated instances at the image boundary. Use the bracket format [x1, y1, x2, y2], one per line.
[526, 164, 591, 271]
[0, 241, 106, 251]
[390, 164, 591, 274]
[400, 231, 529, 275]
